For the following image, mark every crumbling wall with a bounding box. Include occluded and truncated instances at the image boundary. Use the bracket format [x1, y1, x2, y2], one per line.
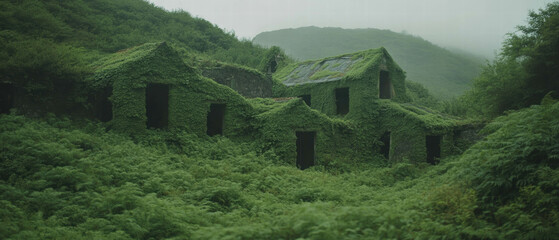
[201, 63, 273, 98]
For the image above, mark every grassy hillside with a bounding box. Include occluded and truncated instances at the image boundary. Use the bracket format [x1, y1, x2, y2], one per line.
[1, 99, 558, 239]
[253, 27, 484, 98]
[0, 0, 267, 68]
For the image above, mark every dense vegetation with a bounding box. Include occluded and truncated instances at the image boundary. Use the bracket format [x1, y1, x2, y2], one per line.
[0, 0, 269, 70]
[1, 98, 558, 239]
[253, 27, 484, 98]
[1, 0, 559, 239]
[452, 3, 559, 118]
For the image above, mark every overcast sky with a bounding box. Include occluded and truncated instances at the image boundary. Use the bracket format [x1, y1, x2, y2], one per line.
[147, 0, 555, 58]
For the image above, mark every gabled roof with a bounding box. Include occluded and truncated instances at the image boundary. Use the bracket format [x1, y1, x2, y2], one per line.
[88, 42, 194, 88]
[91, 42, 163, 75]
[274, 48, 390, 86]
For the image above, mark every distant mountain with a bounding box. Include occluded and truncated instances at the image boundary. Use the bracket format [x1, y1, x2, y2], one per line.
[253, 27, 484, 98]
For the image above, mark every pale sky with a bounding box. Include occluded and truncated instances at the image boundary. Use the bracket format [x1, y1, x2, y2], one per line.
[147, 0, 555, 58]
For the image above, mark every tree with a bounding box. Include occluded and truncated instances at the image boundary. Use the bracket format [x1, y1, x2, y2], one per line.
[464, 2, 559, 117]
[504, 2, 559, 104]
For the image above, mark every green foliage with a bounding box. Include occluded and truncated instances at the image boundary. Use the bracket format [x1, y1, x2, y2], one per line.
[258, 46, 292, 73]
[0, 36, 94, 112]
[451, 100, 559, 238]
[1, 100, 558, 239]
[1, 1, 558, 239]
[503, 2, 559, 104]
[309, 70, 343, 80]
[405, 81, 444, 111]
[273, 48, 463, 164]
[459, 100, 559, 205]
[462, 2, 559, 118]
[0, 0, 268, 69]
[254, 26, 484, 98]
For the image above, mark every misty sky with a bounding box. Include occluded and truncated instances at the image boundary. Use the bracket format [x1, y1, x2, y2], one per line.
[147, 0, 555, 58]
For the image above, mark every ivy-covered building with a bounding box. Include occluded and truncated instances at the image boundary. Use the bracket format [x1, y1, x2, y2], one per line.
[1, 42, 470, 168]
[272, 48, 463, 164]
[89, 42, 254, 137]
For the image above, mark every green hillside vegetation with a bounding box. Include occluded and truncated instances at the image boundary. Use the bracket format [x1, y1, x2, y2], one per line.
[1, 98, 558, 239]
[1, 0, 559, 239]
[253, 26, 484, 98]
[0, 0, 268, 69]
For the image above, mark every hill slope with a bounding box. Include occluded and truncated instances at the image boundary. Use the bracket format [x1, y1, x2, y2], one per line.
[253, 26, 484, 98]
[0, 0, 267, 68]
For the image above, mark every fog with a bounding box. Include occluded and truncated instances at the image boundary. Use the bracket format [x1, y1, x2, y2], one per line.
[148, 0, 555, 58]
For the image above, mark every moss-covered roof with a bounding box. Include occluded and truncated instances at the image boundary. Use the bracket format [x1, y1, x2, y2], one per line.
[380, 100, 466, 130]
[88, 42, 194, 88]
[91, 42, 163, 75]
[274, 48, 388, 86]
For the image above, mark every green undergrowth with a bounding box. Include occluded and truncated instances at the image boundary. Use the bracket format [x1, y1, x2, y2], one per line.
[1, 100, 559, 239]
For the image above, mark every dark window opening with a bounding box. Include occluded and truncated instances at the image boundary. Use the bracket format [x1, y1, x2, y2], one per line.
[0, 83, 14, 114]
[379, 70, 393, 99]
[207, 103, 226, 136]
[270, 60, 277, 73]
[380, 132, 391, 159]
[426, 135, 441, 164]
[335, 87, 349, 115]
[299, 95, 311, 106]
[296, 131, 316, 170]
[95, 87, 113, 122]
[146, 83, 169, 129]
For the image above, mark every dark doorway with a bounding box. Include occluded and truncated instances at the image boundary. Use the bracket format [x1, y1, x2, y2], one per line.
[426, 135, 441, 164]
[269, 60, 277, 73]
[379, 70, 392, 99]
[146, 83, 169, 129]
[95, 87, 113, 122]
[296, 131, 316, 170]
[380, 132, 391, 159]
[335, 87, 349, 115]
[207, 103, 226, 136]
[0, 83, 14, 114]
[299, 95, 311, 106]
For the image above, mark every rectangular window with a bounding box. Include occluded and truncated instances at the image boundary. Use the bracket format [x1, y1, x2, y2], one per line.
[426, 135, 441, 164]
[96, 87, 113, 122]
[207, 103, 226, 136]
[335, 87, 349, 115]
[146, 83, 169, 129]
[380, 132, 391, 159]
[296, 131, 316, 170]
[379, 70, 393, 99]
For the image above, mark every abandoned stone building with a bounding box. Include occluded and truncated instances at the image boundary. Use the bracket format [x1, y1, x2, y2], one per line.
[273, 48, 463, 164]
[1, 42, 469, 169]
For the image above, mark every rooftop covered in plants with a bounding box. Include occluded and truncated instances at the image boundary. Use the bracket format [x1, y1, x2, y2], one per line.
[275, 48, 389, 86]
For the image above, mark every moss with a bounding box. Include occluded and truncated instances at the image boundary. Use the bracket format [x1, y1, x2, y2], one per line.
[252, 98, 354, 166]
[309, 70, 343, 80]
[89, 42, 255, 140]
[271, 47, 464, 164]
[84, 43, 465, 167]
[199, 60, 272, 98]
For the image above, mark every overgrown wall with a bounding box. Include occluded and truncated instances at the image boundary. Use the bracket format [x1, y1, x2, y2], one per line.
[251, 98, 355, 167]
[201, 63, 273, 98]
